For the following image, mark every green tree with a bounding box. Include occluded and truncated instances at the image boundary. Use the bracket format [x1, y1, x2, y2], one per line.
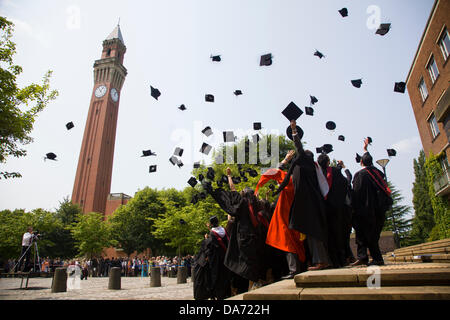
[0, 16, 58, 179]
[0, 209, 29, 259]
[410, 150, 435, 244]
[383, 183, 413, 247]
[70, 212, 116, 258]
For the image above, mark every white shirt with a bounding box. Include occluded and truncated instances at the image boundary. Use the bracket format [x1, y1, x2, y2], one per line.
[22, 232, 33, 246]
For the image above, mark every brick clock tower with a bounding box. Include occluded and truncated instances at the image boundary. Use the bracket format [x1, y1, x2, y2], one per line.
[72, 24, 130, 215]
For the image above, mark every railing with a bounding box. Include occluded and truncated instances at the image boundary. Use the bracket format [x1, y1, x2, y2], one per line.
[433, 166, 450, 196]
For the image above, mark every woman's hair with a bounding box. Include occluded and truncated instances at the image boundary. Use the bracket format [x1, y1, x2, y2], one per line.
[317, 154, 330, 169]
[362, 152, 373, 167]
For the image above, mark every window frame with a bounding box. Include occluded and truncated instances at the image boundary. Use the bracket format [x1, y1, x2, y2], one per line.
[428, 113, 440, 139]
[427, 55, 440, 84]
[438, 27, 450, 61]
[418, 77, 428, 102]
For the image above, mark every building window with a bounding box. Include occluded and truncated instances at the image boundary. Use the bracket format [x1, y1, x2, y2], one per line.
[438, 28, 450, 61]
[428, 113, 440, 139]
[427, 55, 439, 84]
[419, 78, 428, 102]
[107, 48, 111, 57]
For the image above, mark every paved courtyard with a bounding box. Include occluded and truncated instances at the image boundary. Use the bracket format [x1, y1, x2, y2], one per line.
[0, 275, 194, 300]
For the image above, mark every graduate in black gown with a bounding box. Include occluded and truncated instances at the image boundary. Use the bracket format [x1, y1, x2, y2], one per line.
[206, 215, 231, 300]
[274, 120, 330, 271]
[317, 154, 351, 268]
[204, 167, 270, 289]
[339, 161, 356, 265]
[351, 138, 393, 266]
[192, 235, 212, 300]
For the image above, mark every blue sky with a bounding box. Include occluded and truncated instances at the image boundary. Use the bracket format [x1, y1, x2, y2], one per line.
[0, 0, 432, 215]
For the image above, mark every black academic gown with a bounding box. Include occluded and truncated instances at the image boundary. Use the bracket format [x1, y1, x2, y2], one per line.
[193, 238, 212, 300]
[352, 166, 391, 262]
[208, 189, 267, 283]
[275, 133, 328, 244]
[206, 228, 231, 300]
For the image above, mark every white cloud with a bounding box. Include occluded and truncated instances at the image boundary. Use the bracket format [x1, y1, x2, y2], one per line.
[9, 17, 51, 47]
[392, 136, 422, 154]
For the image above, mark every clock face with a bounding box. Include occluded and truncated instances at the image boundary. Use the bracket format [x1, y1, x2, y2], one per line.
[111, 88, 119, 102]
[95, 85, 107, 98]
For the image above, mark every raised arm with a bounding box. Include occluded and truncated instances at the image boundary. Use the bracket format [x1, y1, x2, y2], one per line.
[226, 167, 236, 192]
[290, 120, 305, 155]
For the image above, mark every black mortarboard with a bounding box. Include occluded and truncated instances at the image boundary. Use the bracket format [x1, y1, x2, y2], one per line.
[252, 134, 260, 144]
[314, 50, 325, 59]
[187, 177, 198, 188]
[367, 137, 373, 144]
[322, 144, 333, 154]
[339, 8, 348, 17]
[149, 165, 157, 173]
[260, 53, 272, 66]
[177, 161, 184, 168]
[355, 153, 362, 163]
[387, 149, 397, 157]
[234, 90, 243, 96]
[209, 216, 219, 226]
[205, 94, 214, 102]
[174, 147, 184, 157]
[286, 125, 304, 141]
[376, 23, 391, 36]
[223, 131, 235, 143]
[394, 82, 406, 93]
[232, 176, 241, 184]
[305, 107, 314, 116]
[246, 168, 259, 178]
[253, 122, 262, 130]
[211, 55, 221, 62]
[220, 175, 229, 184]
[282, 101, 303, 121]
[45, 152, 57, 161]
[169, 156, 179, 166]
[316, 147, 323, 154]
[310, 95, 318, 105]
[198, 174, 204, 182]
[66, 122, 74, 130]
[141, 150, 156, 157]
[326, 121, 336, 130]
[200, 143, 212, 155]
[351, 79, 362, 88]
[206, 167, 215, 180]
[202, 126, 213, 137]
[178, 104, 187, 111]
[338, 135, 345, 142]
[193, 162, 201, 169]
[150, 86, 161, 100]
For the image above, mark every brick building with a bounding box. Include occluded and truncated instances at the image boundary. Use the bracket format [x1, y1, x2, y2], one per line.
[406, 0, 450, 200]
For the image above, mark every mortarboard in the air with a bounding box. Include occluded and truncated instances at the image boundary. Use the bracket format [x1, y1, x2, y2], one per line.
[355, 153, 362, 163]
[211, 55, 221, 62]
[150, 86, 161, 100]
[394, 82, 406, 93]
[246, 168, 259, 178]
[187, 177, 198, 188]
[223, 131, 235, 143]
[253, 122, 262, 130]
[314, 50, 325, 59]
[202, 126, 213, 137]
[322, 144, 333, 154]
[252, 134, 260, 144]
[234, 90, 243, 96]
[149, 165, 157, 173]
[178, 104, 187, 111]
[286, 125, 304, 141]
[232, 176, 241, 184]
[305, 107, 314, 116]
[316, 147, 323, 154]
[310, 95, 318, 105]
[177, 161, 184, 168]
[169, 156, 179, 166]
[206, 167, 215, 180]
[142, 150, 156, 157]
[198, 174, 204, 182]
[387, 149, 397, 157]
[326, 121, 336, 130]
[220, 175, 229, 184]
[376, 23, 391, 36]
[200, 142, 212, 155]
[338, 135, 345, 142]
[351, 79, 363, 88]
[205, 94, 215, 102]
[45, 152, 57, 161]
[367, 137, 373, 144]
[66, 122, 74, 130]
[260, 53, 272, 66]
[193, 162, 201, 169]
[339, 8, 348, 17]
[174, 147, 184, 157]
[282, 101, 303, 121]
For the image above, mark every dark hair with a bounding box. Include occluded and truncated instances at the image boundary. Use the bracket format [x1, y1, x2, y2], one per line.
[317, 154, 330, 169]
[362, 152, 373, 167]
[304, 150, 314, 161]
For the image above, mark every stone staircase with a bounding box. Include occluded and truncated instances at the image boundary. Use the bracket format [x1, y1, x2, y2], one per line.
[228, 239, 450, 300]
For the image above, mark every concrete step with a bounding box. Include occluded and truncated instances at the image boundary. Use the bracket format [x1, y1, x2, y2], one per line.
[386, 254, 450, 263]
[294, 263, 450, 288]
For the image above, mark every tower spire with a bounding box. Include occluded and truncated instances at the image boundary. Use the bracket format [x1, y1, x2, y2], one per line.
[106, 23, 124, 45]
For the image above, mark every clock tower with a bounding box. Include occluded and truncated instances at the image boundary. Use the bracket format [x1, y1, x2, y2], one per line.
[72, 24, 128, 214]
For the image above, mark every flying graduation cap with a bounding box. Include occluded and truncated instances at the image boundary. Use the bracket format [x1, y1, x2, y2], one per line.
[223, 131, 236, 143]
[260, 53, 272, 66]
[314, 50, 325, 59]
[178, 104, 187, 111]
[202, 126, 213, 137]
[282, 101, 303, 121]
[234, 90, 243, 96]
[206, 167, 215, 180]
[394, 82, 406, 93]
[66, 122, 74, 130]
[45, 152, 57, 161]
[173, 147, 184, 157]
[169, 156, 179, 166]
[387, 149, 397, 157]
[351, 79, 363, 88]
[326, 121, 336, 130]
[205, 94, 215, 102]
[200, 143, 212, 155]
[150, 86, 161, 100]
[338, 135, 345, 142]
[355, 153, 362, 163]
[305, 107, 314, 116]
[310, 95, 318, 105]
[339, 8, 348, 17]
[210, 55, 221, 62]
[187, 177, 198, 188]
[316, 144, 333, 154]
[253, 122, 262, 130]
[149, 165, 157, 173]
[141, 150, 156, 157]
[376, 23, 391, 36]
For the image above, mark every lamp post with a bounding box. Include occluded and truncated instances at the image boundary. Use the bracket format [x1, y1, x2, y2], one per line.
[376, 158, 400, 248]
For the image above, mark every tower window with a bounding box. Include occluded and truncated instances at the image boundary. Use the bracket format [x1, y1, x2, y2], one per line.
[107, 49, 111, 56]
